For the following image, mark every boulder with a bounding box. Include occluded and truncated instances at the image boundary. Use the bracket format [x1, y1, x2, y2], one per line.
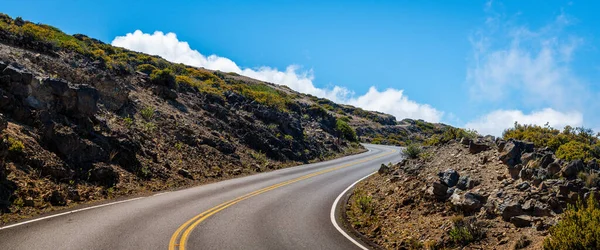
[499, 140, 534, 167]
[540, 154, 555, 169]
[178, 168, 194, 180]
[468, 141, 489, 154]
[510, 215, 533, 228]
[516, 182, 531, 191]
[378, 164, 390, 175]
[460, 137, 471, 146]
[89, 165, 120, 187]
[519, 168, 535, 180]
[508, 164, 523, 180]
[547, 161, 561, 176]
[40, 164, 74, 181]
[47, 125, 106, 163]
[520, 152, 535, 166]
[439, 169, 460, 187]
[76, 85, 100, 116]
[49, 190, 67, 206]
[93, 79, 129, 111]
[426, 181, 448, 200]
[2, 65, 23, 83]
[500, 202, 524, 221]
[46, 78, 71, 97]
[24, 95, 43, 109]
[497, 139, 507, 152]
[450, 192, 484, 214]
[562, 160, 584, 179]
[456, 175, 474, 190]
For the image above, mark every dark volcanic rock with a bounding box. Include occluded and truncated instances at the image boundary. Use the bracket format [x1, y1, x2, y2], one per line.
[501, 202, 524, 221]
[562, 160, 584, 179]
[49, 190, 67, 206]
[426, 181, 448, 200]
[89, 165, 120, 187]
[468, 141, 489, 154]
[76, 85, 100, 116]
[178, 168, 194, 180]
[510, 215, 533, 228]
[450, 192, 484, 214]
[456, 175, 474, 190]
[499, 140, 534, 167]
[378, 164, 390, 175]
[438, 169, 460, 187]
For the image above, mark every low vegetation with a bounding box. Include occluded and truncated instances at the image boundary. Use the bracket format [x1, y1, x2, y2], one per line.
[6, 137, 24, 153]
[503, 123, 600, 162]
[425, 127, 478, 146]
[543, 195, 600, 249]
[448, 216, 486, 246]
[401, 144, 421, 159]
[336, 119, 357, 142]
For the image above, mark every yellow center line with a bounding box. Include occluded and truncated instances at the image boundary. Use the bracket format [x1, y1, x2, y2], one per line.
[169, 149, 396, 250]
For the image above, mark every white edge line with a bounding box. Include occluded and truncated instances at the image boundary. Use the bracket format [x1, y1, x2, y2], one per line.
[331, 171, 377, 250]
[0, 196, 145, 230]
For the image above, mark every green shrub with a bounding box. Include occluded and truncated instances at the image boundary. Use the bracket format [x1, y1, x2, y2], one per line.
[425, 127, 478, 146]
[150, 69, 177, 88]
[556, 141, 592, 162]
[448, 216, 485, 246]
[251, 151, 269, 166]
[402, 144, 422, 159]
[283, 134, 294, 141]
[123, 116, 133, 128]
[543, 194, 600, 249]
[355, 194, 374, 215]
[7, 137, 24, 153]
[140, 107, 154, 120]
[136, 64, 157, 74]
[336, 119, 357, 142]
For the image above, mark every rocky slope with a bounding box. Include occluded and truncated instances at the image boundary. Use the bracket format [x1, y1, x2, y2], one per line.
[347, 137, 600, 249]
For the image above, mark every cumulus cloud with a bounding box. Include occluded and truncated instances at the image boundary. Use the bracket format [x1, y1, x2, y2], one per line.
[464, 4, 592, 136]
[465, 108, 583, 136]
[467, 11, 586, 110]
[111, 30, 443, 122]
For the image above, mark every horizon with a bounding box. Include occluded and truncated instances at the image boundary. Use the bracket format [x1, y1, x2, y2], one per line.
[3, 0, 599, 136]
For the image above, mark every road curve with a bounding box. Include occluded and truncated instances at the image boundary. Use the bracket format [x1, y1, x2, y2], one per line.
[0, 144, 403, 250]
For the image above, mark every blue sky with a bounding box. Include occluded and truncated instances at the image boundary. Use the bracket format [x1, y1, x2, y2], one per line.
[3, 0, 599, 135]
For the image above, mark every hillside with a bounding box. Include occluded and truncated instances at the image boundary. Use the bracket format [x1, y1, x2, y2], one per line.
[346, 125, 600, 249]
[0, 14, 447, 223]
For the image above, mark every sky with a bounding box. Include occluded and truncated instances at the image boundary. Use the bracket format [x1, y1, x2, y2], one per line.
[2, 0, 599, 136]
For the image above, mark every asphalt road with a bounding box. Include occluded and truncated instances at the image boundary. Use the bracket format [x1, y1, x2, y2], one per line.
[0, 144, 403, 250]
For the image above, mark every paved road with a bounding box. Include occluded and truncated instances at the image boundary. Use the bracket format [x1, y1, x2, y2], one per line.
[0, 144, 403, 250]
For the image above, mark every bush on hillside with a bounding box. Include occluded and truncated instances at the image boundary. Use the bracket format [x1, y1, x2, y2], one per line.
[336, 119, 357, 142]
[543, 194, 600, 249]
[425, 127, 478, 146]
[503, 123, 600, 162]
[401, 144, 421, 159]
[150, 69, 177, 89]
[136, 64, 157, 75]
[556, 141, 593, 162]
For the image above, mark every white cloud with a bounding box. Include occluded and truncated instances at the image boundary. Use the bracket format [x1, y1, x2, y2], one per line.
[465, 108, 583, 136]
[467, 10, 586, 110]
[111, 30, 443, 122]
[347, 87, 443, 123]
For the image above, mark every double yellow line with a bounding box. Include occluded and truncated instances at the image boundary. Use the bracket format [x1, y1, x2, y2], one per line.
[169, 149, 396, 250]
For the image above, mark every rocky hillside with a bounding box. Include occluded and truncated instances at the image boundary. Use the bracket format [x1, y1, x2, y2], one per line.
[347, 132, 600, 249]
